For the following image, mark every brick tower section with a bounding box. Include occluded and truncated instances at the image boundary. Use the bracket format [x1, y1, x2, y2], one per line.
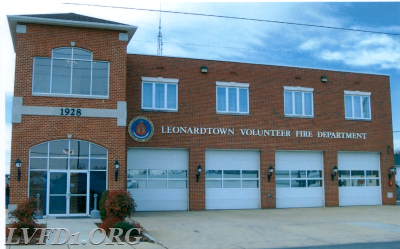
[10, 23, 128, 206]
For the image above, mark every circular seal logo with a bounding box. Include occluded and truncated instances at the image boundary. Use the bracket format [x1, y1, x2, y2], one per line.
[128, 116, 154, 142]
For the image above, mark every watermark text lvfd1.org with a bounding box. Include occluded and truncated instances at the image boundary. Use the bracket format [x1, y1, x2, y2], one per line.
[6, 228, 142, 245]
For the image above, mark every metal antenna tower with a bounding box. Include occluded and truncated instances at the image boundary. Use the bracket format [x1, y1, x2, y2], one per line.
[157, 4, 163, 55]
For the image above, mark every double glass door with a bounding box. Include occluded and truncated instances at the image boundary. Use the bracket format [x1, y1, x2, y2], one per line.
[48, 171, 88, 216]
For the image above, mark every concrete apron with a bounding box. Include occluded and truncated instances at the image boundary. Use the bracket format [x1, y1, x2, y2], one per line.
[132, 205, 400, 249]
[44, 218, 101, 245]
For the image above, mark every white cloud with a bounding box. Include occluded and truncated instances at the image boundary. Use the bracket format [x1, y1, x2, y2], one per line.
[302, 33, 400, 70]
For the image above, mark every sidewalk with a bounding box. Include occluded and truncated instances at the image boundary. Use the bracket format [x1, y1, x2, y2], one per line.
[6, 205, 400, 249]
[6, 215, 164, 249]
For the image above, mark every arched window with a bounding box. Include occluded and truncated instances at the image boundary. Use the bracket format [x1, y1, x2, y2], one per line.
[32, 47, 109, 98]
[29, 140, 107, 216]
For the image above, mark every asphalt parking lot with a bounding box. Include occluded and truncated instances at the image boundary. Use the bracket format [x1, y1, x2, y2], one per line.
[132, 205, 400, 249]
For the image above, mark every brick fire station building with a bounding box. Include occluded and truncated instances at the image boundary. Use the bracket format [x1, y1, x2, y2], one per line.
[7, 13, 396, 216]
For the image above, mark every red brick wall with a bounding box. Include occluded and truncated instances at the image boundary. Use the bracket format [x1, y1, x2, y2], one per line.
[126, 55, 395, 210]
[10, 23, 128, 205]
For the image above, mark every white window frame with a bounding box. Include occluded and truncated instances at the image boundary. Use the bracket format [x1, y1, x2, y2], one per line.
[275, 170, 323, 188]
[344, 90, 372, 120]
[32, 47, 110, 99]
[205, 169, 259, 189]
[284, 86, 314, 118]
[127, 169, 187, 189]
[141, 77, 179, 112]
[216, 81, 250, 115]
[338, 170, 380, 187]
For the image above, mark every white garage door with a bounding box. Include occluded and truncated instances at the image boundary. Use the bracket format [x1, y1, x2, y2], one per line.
[338, 152, 381, 206]
[205, 150, 260, 210]
[127, 148, 188, 211]
[275, 151, 324, 208]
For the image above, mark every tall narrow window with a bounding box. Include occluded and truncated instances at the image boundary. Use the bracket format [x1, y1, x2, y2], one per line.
[344, 91, 371, 120]
[284, 86, 314, 117]
[32, 47, 109, 98]
[141, 77, 179, 111]
[216, 82, 249, 114]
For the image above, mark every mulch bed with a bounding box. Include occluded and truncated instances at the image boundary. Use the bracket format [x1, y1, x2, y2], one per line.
[6, 224, 47, 245]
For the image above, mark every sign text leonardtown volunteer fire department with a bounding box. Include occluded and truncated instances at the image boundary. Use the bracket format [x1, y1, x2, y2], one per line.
[161, 126, 367, 140]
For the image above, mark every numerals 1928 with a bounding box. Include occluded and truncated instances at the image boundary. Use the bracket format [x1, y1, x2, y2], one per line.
[60, 108, 81, 116]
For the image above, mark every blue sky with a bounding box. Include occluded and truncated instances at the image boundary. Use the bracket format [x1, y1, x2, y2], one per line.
[1, 1, 400, 174]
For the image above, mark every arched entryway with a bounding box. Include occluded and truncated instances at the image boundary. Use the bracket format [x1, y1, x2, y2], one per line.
[29, 140, 107, 216]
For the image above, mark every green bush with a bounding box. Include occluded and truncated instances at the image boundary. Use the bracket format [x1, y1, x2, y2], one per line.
[104, 190, 136, 220]
[112, 221, 136, 235]
[99, 190, 109, 221]
[98, 216, 123, 233]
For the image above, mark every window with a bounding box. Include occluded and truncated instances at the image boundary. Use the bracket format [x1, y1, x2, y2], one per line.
[275, 170, 323, 188]
[338, 170, 379, 187]
[344, 91, 371, 120]
[216, 82, 249, 114]
[205, 170, 259, 188]
[32, 47, 109, 98]
[29, 140, 108, 215]
[127, 169, 187, 189]
[284, 86, 314, 117]
[141, 77, 178, 111]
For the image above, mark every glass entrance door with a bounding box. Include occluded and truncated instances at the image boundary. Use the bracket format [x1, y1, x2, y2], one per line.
[48, 171, 88, 216]
[49, 172, 68, 214]
[69, 172, 88, 214]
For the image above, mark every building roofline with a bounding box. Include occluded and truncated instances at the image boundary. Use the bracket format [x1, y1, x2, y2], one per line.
[7, 14, 138, 52]
[127, 52, 391, 78]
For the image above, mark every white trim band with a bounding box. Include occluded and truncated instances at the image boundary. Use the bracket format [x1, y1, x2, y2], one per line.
[12, 97, 127, 126]
[284, 86, 314, 92]
[344, 90, 371, 96]
[216, 81, 250, 88]
[141, 77, 179, 84]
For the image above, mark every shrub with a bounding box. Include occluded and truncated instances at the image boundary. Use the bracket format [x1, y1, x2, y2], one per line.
[10, 197, 39, 223]
[126, 219, 146, 234]
[8, 220, 41, 238]
[112, 221, 135, 235]
[98, 217, 122, 234]
[99, 190, 109, 221]
[104, 190, 136, 220]
[7, 197, 43, 243]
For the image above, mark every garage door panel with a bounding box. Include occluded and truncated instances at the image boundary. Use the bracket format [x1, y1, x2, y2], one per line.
[206, 189, 259, 209]
[338, 152, 380, 170]
[275, 151, 322, 170]
[127, 148, 188, 211]
[339, 187, 381, 206]
[275, 151, 324, 208]
[206, 150, 259, 170]
[128, 149, 188, 170]
[276, 188, 324, 208]
[338, 152, 381, 206]
[277, 198, 324, 208]
[205, 150, 260, 210]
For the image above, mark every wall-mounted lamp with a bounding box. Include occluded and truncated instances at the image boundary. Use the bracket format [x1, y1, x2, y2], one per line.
[114, 160, 120, 181]
[15, 158, 22, 181]
[389, 166, 396, 181]
[321, 76, 328, 83]
[196, 165, 202, 182]
[331, 166, 338, 181]
[268, 166, 274, 182]
[200, 66, 208, 73]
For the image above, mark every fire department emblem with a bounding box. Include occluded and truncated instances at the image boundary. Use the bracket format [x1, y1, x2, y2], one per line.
[128, 116, 154, 142]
